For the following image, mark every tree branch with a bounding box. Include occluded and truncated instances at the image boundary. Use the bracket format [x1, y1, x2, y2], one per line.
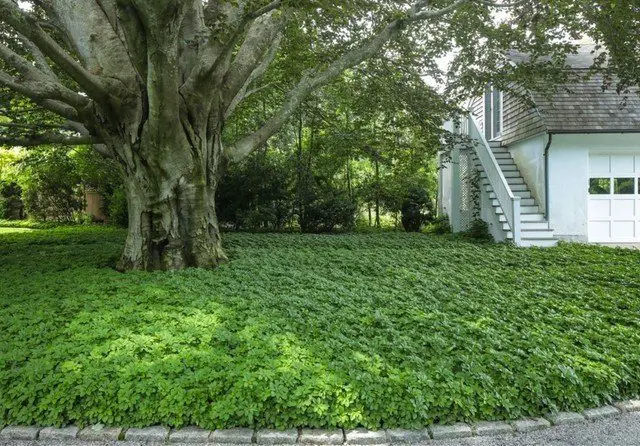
[0, 43, 90, 110]
[246, 0, 282, 19]
[0, 0, 110, 103]
[222, 12, 282, 106]
[224, 31, 282, 119]
[0, 134, 100, 147]
[17, 33, 57, 79]
[184, 1, 282, 98]
[227, 0, 472, 161]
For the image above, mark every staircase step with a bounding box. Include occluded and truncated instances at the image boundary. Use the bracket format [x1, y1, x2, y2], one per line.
[480, 170, 522, 179]
[490, 191, 532, 199]
[503, 221, 550, 231]
[489, 141, 503, 148]
[509, 184, 529, 192]
[479, 160, 516, 169]
[499, 213, 545, 223]
[492, 198, 535, 207]
[503, 171, 522, 178]
[493, 152, 512, 159]
[482, 177, 527, 187]
[495, 205, 539, 215]
[499, 164, 519, 172]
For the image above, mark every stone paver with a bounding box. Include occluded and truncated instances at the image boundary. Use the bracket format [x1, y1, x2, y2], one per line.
[299, 429, 345, 445]
[211, 428, 255, 444]
[77, 425, 123, 441]
[385, 429, 428, 443]
[614, 400, 640, 412]
[7, 412, 640, 446]
[256, 429, 299, 444]
[345, 428, 387, 444]
[124, 425, 170, 442]
[583, 405, 620, 421]
[428, 423, 472, 440]
[38, 426, 78, 440]
[512, 418, 551, 433]
[473, 421, 514, 436]
[546, 411, 587, 426]
[169, 426, 211, 443]
[0, 426, 41, 440]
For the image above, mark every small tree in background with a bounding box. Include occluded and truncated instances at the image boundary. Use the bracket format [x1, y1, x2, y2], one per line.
[19, 148, 82, 222]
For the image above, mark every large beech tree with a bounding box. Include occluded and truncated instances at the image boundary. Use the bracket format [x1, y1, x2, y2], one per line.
[0, 0, 620, 270]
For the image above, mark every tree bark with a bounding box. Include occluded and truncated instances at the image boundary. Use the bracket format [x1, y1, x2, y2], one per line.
[116, 131, 228, 272]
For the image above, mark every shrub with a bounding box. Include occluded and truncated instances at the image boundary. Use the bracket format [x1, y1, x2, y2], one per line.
[300, 194, 356, 233]
[0, 181, 23, 220]
[464, 218, 493, 241]
[217, 152, 293, 231]
[400, 187, 433, 232]
[106, 186, 129, 228]
[17, 148, 83, 222]
[426, 216, 451, 234]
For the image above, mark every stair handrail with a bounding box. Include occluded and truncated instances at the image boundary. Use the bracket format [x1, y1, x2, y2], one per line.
[462, 115, 521, 245]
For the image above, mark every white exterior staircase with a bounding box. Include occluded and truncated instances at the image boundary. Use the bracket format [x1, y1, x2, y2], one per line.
[473, 142, 558, 247]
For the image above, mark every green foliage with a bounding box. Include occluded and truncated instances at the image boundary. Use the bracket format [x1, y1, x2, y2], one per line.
[463, 219, 493, 241]
[0, 146, 123, 224]
[400, 187, 434, 233]
[217, 151, 294, 231]
[19, 148, 83, 222]
[0, 219, 66, 229]
[107, 186, 128, 228]
[2, 227, 640, 429]
[425, 216, 451, 235]
[299, 193, 356, 233]
[0, 181, 23, 220]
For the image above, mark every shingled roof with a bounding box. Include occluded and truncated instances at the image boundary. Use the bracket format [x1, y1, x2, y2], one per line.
[531, 74, 640, 133]
[507, 44, 640, 136]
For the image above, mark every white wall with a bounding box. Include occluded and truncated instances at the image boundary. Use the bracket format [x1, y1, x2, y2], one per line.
[438, 152, 452, 218]
[548, 133, 640, 241]
[508, 133, 547, 212]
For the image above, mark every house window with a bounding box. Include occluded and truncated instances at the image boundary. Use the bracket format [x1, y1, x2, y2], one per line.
[589, 178, 611, 194]
[484, 85, 502, 140]
[614, 178, 635, 194]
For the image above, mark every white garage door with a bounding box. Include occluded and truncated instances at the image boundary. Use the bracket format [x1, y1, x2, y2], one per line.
[589, 154, 640, 242]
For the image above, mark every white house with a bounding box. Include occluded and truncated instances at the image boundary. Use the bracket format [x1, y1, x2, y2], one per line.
[439, 47, 640, 246]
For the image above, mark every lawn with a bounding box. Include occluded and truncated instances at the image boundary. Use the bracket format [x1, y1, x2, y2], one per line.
[1, 226, 640, 430]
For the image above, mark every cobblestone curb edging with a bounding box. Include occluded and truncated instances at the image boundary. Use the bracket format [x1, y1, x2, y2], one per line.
[1, 400, 638, 444]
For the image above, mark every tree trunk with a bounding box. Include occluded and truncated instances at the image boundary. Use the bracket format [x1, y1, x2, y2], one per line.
[116, 130, 228, 272]
[375, 157, 381, 229]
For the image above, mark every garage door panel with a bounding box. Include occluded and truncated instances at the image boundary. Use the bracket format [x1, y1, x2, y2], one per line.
[589, 221, 611, 241]
[590, 155, 611, 175]
[611, 155, 635, 174]
[612, 199, 635, 218]
[612, 221, 636, 239]
[589, 199, 611, 217]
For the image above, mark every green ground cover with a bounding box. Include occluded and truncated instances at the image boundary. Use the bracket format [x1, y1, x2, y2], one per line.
[1, 226, 639, 430]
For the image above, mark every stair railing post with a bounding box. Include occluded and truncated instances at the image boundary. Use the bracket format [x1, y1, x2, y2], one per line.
[451, 142, 462, 233]
[512, 197, 522, 245]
